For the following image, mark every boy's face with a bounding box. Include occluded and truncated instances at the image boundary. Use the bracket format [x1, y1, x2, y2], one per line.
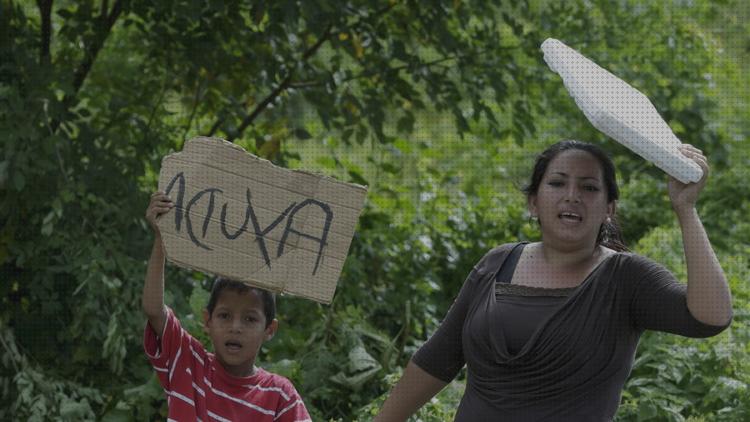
[203, 289, 278, 378]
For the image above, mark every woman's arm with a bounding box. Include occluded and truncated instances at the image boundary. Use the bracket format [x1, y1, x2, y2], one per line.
[374, 361, 448, 422]
[670, 146, 732, 326]
[676, 206, 732, 326]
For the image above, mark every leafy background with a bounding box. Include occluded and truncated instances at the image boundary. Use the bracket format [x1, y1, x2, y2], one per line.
[1, 0, 748, 420]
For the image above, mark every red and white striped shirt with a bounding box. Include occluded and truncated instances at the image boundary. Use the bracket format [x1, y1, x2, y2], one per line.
[144, 307, 311, 422]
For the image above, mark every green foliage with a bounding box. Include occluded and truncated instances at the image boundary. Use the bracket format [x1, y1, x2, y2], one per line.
[614, 224, 750, 421]
[353, 370, 465, 422]
[1, 0, 748, 420]
[2, 327, 107, 421]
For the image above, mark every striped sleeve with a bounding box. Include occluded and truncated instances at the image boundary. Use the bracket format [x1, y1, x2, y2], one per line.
[143, 307, 198, 390]
[273, 379, 311, 422]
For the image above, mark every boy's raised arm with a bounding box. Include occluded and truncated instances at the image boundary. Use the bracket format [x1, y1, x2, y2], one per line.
[142, 192, 173, 336]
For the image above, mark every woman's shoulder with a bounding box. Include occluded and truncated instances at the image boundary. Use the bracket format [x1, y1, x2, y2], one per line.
[473, 242, 524, 275]
[611, 250, 661, 267]
[606, 250, 673, 282]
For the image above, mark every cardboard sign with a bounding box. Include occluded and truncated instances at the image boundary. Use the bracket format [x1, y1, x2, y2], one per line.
[157, 137, 368, 304]
[541, 38, 703, 184]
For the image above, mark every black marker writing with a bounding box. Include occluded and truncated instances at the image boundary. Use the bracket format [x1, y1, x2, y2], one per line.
[164, 172, 186, 231]
[163, 172, 334, 275]
[246, 189, 298, 270]
[277, 199, 333, 275]
[185, 188, 222, 250]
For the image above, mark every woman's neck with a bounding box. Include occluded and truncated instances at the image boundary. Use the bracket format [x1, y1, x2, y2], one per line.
[537, 241, 601, 271]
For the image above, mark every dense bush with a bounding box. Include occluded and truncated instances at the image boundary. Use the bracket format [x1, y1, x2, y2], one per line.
[2, 0, 748, 420]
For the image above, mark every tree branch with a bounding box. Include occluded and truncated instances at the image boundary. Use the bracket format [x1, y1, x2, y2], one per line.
[100, 0, 109, 20]
[212, 3, 401, 142]
[288, 54, 458, 90]
[0, 329, 21, 375]
[223, 23, 333, 142]
[37, 0, 53, 65]
[228, 75, 291, 143]
[181, 78, 205, 141]
[140, 73, 170, 146]
[51, 0, 123, 133]
[207, 116, 226, 137]
[70, 0, 123, 95]
[287, 38, 521, 91]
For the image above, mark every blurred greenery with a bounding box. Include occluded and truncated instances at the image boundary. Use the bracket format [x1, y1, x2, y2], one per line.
[1, 0, 748, 420]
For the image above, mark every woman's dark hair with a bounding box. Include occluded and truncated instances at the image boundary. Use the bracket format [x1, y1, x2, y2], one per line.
[206, 278, 276, 327]
[523, 140, 628, 252]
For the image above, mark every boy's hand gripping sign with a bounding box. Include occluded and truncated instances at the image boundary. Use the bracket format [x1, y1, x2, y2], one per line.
[157, 137, 368, 304]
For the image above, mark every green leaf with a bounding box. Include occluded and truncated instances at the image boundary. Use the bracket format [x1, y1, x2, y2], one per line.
[293, 128, 312, 140]
[638, 400, 658, 420]
[316, 156, 338, 170]
[396, 114, 414, 133]
[100, 408, 132, 422]
[59, 399, 91, 417]
[13, 173, 25, 191]
[347, 170, 368, 186]
[329, 345, 382, 391]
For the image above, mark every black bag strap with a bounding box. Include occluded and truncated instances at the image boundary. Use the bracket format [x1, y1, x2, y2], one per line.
[495, 242, 525, 284]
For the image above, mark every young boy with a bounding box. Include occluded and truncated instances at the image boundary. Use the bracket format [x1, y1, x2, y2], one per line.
[143, 191, 311, 421]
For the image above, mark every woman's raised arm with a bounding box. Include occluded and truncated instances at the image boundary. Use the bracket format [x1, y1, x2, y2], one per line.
[669, 145, 732, 326]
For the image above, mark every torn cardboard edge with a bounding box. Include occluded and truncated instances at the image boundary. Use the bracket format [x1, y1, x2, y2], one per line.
[157, 136, 368, 304]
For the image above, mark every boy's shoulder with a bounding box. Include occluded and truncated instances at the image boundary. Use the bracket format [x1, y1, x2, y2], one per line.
[254, 367, 299, 391]
[253, 367, 310, 420]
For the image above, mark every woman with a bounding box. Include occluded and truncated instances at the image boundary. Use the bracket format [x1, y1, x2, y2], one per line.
[374, 140, 733, 421]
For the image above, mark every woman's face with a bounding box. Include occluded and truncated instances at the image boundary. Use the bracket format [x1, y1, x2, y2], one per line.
[528, 149, 615, 249]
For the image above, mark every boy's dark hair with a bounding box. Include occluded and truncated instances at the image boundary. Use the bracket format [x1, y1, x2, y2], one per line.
[206, 278, 276, 327]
